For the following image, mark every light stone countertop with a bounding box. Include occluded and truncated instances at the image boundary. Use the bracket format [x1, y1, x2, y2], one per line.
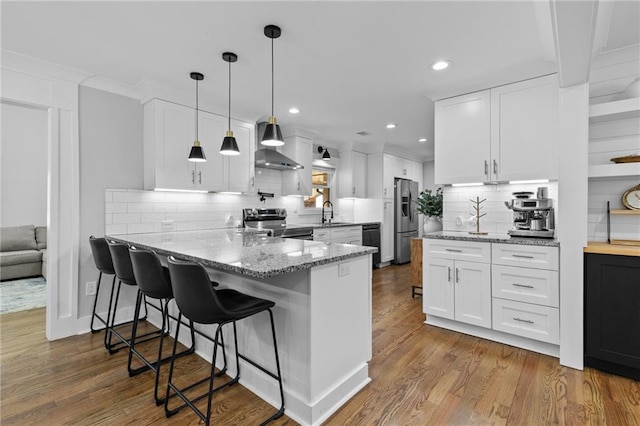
[423, 230, 560, 247]
[107, 229, 378, 279]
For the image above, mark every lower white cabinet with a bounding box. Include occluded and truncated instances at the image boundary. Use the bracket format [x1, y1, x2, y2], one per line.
[423, 241, 492, 329]
[423, 238, 561, 353]
[313, 225, 362, 245]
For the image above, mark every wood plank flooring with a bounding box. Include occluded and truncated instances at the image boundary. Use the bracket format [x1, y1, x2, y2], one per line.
[1, 263, 639, 425]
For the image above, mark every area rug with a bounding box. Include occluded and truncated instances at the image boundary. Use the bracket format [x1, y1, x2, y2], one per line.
[0, 277, 46, 314]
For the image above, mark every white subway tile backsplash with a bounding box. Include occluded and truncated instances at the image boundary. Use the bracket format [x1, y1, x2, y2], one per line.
[128, 203, 154, 213]
[106, 203, 127, 213]
[112, 191, 142, 203]
[112, 213, 141, 224]
[105, 224, 127, 235]
[127, 223, 154, 234]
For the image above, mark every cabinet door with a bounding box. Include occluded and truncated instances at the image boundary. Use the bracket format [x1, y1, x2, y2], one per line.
[381, 200, 394, 262]
[424, 257, 455, 320]
[454, 260, 492, 328]
[228, 119, 256, 193]
[353, 151, 367, 197]
[382, 154, 395, 198]
[197, 112, 226, 191]
[155, 100, 196, 190]
[282, 136, 312, 196]
[585, 254, 640, 375]
[434, 90, 491, 184]
[490, 75, 558, 181]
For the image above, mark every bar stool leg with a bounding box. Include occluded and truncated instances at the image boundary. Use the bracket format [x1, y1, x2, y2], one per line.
[90, 271, 104, 333]
[263, 308, 285, 424]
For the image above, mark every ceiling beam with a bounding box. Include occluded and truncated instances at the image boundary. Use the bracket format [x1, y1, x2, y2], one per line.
[549, 0, 599, 87]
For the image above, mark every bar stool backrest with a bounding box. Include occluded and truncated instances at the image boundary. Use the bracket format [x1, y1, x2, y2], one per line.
[129, 248, 173, 300]
[107, 240, 137, 286]
[89, 236, 115, 275]
[167, 257, 228, 324]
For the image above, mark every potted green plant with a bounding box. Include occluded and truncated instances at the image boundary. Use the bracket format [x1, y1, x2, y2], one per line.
[416, 187, 443, 233]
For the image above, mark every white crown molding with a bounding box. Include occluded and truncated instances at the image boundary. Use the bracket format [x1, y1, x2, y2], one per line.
[80, 75, 147, 100]
[1, 49, 91, 84]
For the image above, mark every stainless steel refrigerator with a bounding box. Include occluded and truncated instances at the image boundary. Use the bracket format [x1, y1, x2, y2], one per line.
[394, 178, 419, 264]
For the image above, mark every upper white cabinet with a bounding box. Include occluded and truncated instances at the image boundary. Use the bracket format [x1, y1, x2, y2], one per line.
[144, 99, 255, 192]
[367, 153, 423, 199]
[434, 75, 559, 184]
[281, 135, 313, 196]
[339, 150, 367, 198]
[434, 90, 491, 184]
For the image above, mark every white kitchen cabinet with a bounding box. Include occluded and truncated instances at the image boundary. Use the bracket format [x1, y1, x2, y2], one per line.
[366, 153, 396, 199]
[423, 240, 492, 329]
[490, 75, 559, 182]
[313, 225, 362, 245]
[282, 135, 312, 196]
[339, 150, 367, 198]
[144, 99, 255, 192]
[434, 74, 558, 184]
[381, 200, 394, 262]
[434, 90, 491, 184]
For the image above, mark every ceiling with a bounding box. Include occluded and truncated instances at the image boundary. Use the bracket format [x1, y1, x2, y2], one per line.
[2, 1, 639, 161]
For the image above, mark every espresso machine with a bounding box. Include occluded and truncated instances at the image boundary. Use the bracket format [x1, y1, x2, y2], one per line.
[505, 188, 555, 238]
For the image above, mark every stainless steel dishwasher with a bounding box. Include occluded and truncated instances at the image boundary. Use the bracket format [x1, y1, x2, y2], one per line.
[362, 223, 381, 268]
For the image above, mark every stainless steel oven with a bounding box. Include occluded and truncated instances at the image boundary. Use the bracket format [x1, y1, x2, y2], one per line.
[242, 208, 314, 240]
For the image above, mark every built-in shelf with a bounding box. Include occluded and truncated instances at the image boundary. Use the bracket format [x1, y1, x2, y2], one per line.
[588, 162, 640, 179]
[589, 97, 640, 123]
[610, 209, 640, 215]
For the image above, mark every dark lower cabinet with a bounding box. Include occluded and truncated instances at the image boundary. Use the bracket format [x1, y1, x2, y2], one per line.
[584, 253, 640, 380]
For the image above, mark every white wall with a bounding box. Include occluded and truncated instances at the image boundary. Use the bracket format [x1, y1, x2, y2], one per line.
[0, 101, 48, 227]
[78, 87, 143, 317]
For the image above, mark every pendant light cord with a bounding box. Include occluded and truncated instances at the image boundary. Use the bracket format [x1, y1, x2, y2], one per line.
[271, 36, 275, 117]
[195, 78, 199, 141]
[228, 59, 232, 130]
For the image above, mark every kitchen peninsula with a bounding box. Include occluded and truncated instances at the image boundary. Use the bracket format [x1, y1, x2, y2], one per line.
[108, 229, 377, 426]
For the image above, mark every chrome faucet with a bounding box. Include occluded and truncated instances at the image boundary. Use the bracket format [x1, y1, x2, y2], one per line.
[322, 201, 334, 224]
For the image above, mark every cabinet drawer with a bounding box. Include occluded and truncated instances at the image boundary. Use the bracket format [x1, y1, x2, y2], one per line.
[331, 226, 362, 238]
[424, 239, 491, 263]
[313, 229, 331, 242]
[492, 243, 558, 270]
[492, 298, 559, 344]
[492, 265, 559, 307]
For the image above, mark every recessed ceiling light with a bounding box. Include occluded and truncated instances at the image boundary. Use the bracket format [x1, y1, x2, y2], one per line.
[418, 138, 427, 142]
[289, 107, 299, 114]
[431, 60, 450, 71]
[386, 123, 396, 129]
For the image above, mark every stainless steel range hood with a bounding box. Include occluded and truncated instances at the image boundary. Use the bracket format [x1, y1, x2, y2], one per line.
[255, 148, 303, 171]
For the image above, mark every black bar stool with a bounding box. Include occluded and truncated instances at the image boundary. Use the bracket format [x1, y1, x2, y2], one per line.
[165, 256, 285, 426]
[129, 247, 227, 405]
[106, 240, 162, 354]
[89, 236, 139, 351]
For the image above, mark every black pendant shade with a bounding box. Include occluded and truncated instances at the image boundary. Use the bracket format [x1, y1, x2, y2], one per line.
[220, 52, 241, 156]
[261, 25, 285, 147]
[322, 148, 331, 160]
[188, 143, 206, 162]
[188, 72, 206, 162]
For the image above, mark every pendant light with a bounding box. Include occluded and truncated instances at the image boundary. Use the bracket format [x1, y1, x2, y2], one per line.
[261, 25, 284, 146]
[220, 52, 240, 156]
[188, 72, 206, 162]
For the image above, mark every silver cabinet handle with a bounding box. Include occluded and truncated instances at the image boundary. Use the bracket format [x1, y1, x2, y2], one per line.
[384, 187, 387, 196]
[250, 176, 255, 187]
[445, 249, 462, 253]
[512, 254, 534, 259]
[297, 181, 300, 191]
[198, 171, 202, 184]
[192, 170, 195, 184]
[512, 283, 534, 288]
[493, 159, 497, 175]
[513, 317, 534, 324]
[455, 268, 459, 283]
[352, 186, 356, 195]
[484, 160, 488, 177]
[447, 267, 451, 282]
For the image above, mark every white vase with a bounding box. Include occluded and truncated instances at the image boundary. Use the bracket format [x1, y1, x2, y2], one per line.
[423, 216, 443, 234]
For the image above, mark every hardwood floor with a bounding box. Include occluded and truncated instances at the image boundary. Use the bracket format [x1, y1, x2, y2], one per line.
[1, 264, 638, 425]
